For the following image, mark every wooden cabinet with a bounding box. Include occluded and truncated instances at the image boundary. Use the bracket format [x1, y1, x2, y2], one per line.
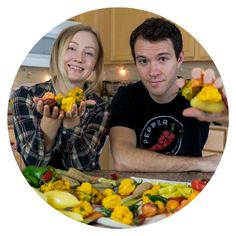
[70, 8, 152, 64]
[70, 8, 212, 64]
[109, 8, 153, 63]
[70, 9, 111, 64]
[179, 27, 211, 61]
[203, 125, 228, 156]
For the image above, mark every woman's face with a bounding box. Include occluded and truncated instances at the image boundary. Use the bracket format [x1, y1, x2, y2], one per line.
[63, 31, 99, 83]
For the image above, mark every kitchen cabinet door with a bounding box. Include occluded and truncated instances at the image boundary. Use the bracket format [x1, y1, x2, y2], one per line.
[179, 27, 196, 60]
[70, 9, 111, 64]
[70, 8, 212, 63]
[202, 125, 228, 156]
[195, 43, 211, 61]
[109, 8, 153, 63]
[70, 10, 99, 30]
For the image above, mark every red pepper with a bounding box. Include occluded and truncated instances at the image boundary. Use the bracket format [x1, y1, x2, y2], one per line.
[111, 173, 119, 180]
[41, 170, 54, 182]
[191, 179, 209, 192]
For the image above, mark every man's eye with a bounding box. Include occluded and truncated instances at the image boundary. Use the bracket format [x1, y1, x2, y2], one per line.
[137, 58, 148, 65]
[159, 57, 168, 62]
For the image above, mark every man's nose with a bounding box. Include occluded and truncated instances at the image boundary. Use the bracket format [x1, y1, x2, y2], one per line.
[149, 61, 160, 77]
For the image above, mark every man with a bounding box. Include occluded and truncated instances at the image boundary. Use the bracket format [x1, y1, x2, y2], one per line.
[109, 17, 228, 172]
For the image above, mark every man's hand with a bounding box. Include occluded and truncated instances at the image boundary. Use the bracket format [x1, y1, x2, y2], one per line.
[177, 67, 228, 122]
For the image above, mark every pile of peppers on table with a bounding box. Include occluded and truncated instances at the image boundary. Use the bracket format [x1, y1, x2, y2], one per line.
[21, 165, 209, 227]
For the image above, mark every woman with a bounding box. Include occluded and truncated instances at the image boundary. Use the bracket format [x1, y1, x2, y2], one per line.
[12, 23, 110, 170]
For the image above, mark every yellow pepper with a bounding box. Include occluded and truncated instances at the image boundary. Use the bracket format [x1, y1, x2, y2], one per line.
[190, 85, 225, 112]
[103, 188, 115, 197]
[102, 195, 122, 209]
[77, 182, 93, 194]
[142, 185, 161, 204]
[111, 205, 133, 225]
[40, 179, 71, 193]
[66, 87, 84, 98]
[142, 189, 154, 204]
[75, 182, 93, 202]
[91, 188, 103, 204]
[155, 200, 165, 214]
[72, 201, 93, 217]
[61, 96, 76, 112]
[118, 178, 136, 196]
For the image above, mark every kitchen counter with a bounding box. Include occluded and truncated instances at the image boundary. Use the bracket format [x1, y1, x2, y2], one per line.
[87, 170, 214, 182]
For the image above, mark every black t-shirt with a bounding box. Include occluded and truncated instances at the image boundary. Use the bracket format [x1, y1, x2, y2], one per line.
[110, 81, 210, 157]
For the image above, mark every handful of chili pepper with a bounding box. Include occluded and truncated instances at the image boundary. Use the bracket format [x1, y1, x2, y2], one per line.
[22, 165, 57, 188]
[181, 70, 226, 113]
[41, 87, 95, 112]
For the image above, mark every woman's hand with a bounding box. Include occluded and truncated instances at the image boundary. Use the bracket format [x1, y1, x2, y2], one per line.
[177, 68, 228, 123]
[62, 100, 96, 129]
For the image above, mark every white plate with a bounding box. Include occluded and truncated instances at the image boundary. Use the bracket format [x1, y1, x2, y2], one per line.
[131, 177, 190, 185]
[96, 217, 133, 228]
[95, 178, 189, 228]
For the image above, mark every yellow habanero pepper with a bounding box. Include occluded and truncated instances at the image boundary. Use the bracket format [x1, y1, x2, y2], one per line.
[102, 195, 122, 209]
[91, 188, 103, 204]
[75, 182, 93, 202]
[61, 96, 76, 112]
[118, 178, 136, 196]
[111, 205, 133, 225]
[103, 188, 115, 197]
[190, 85, 226, 112]
[72, 201, 93, 217]
[66, 87, 84, 98]
[40, 179, 71, 193]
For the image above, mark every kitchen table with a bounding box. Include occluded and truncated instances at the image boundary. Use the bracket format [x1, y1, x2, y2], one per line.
[86, 170, 214, 183]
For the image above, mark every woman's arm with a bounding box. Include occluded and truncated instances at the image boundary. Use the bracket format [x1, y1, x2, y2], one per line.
[13, 87, 60, 166]
[60, 102, 110, 170]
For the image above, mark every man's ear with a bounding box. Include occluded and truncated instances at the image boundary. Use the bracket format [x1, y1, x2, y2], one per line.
[177, 51, 184, 65]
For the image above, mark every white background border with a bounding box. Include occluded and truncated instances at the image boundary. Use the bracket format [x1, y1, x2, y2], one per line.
[1, 1, 235, 235]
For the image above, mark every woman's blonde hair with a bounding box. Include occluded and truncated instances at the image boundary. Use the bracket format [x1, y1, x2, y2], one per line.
[49, 23, 104, 95]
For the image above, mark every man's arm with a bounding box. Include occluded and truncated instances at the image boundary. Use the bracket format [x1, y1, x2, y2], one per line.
[109, 126, 221, 172]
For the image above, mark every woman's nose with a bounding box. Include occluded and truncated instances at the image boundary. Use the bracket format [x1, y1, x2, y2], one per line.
[74, 52, 84, 63]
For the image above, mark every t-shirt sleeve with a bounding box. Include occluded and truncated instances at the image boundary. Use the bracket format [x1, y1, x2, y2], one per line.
[109, 85, 136, 130]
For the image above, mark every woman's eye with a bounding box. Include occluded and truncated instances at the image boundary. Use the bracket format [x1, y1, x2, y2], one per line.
[67, 46, 76, 51]
[85, 52, 94, 57]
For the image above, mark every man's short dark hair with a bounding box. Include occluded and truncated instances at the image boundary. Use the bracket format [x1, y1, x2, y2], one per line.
[130, 17, 183, 62]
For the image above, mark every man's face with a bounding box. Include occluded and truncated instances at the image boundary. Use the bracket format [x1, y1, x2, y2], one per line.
[134, 37, 184, 103]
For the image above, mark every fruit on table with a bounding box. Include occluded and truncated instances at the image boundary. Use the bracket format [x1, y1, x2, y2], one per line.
[22, 165, 57, 188]
[110, 205, 134, 225]
[141, 202, 158, 217]
[44, 190, 80, 210]
[191, 178, 209, 192]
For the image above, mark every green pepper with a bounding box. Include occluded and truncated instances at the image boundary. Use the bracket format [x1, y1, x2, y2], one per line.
[22, 165, 57, 188]
[148, 195, 168, 204]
